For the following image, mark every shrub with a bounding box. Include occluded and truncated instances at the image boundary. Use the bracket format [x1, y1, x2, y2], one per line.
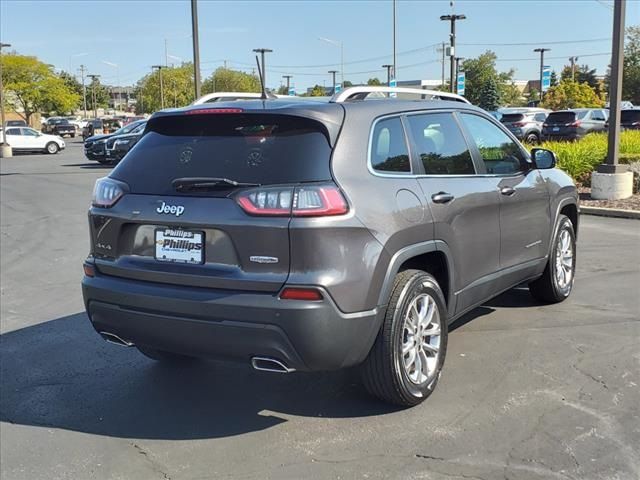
[539, 130, 640, 183]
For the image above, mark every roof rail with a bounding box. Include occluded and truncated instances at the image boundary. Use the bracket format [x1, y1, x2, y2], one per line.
[329, 86, 470, 104]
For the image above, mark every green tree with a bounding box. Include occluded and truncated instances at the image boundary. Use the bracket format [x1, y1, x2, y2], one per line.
[367, 77, 382, 86]
[622, 26, 640, 104]
[309, 84, 326, 97]
[0, 54, 80, 122]
[529, 87, 540, 103]
[135, 64, 195, 113]
[550, 70, 558, 87]
[478, 77, 500, 111]
[87, 77, 111, 110]
[201, 67, 260, 95]
[277, 85, 289, 95]
[541, 80, 605, 110]
[461, 51, 515, 106]
[343, 80, 353, 88]
[561, 63, 601, 94]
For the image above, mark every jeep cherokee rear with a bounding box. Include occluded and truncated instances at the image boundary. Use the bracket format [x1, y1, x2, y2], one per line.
[82, 88, 579, 406]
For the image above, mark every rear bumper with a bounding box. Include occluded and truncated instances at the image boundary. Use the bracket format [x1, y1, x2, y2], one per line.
[542, 131, 580, 141]
[82, 271, 383, 372]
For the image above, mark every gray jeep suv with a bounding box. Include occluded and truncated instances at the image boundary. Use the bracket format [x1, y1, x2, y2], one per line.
[82, 88, 579, 406]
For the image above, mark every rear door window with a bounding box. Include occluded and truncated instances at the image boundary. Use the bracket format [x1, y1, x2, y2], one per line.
[406, 113, 475, 175]
[370, 117, 411, 173]
[111, 113, 334, 195]
[500, 114, 525, 124]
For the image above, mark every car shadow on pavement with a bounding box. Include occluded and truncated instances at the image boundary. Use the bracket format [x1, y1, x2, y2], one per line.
[0, 313, 400, 441]
[61, 163, 112, 169]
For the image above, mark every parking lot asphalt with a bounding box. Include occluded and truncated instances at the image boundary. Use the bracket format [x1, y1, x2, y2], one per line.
[1, 140, 639, 480]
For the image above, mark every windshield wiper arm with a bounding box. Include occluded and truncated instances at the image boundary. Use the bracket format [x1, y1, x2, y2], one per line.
[172, 177, 260, 191]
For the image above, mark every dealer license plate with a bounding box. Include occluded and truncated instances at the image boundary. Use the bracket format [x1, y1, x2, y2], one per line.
[155, 229, 204, 264]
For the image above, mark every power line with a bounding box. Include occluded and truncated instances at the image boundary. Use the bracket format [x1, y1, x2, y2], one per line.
[460, 37, 611, 47]
[495, 52, 610, 62]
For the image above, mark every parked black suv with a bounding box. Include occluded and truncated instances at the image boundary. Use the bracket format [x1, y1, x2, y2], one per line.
[542, 108, 608, 140]
[104, 121, 147, 165]
[84, 119, 146, 163]
[82, 87, 579, 406]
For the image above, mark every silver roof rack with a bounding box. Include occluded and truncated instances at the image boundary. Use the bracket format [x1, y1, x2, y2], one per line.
[329, 86, 470, 104]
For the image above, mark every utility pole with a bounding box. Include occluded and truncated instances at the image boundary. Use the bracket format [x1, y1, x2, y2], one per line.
[152, 66, 165, 109]
[253, 48, 273, 91]
[78, 65, 88, 118]
[534, 48, 551, 100]
[569, 56, 578, 81]
[382, 64, 393, 86]
[440, 13, 466, 93]
[282, 75, 292, 94]
[328, 70, 338, 94]
[392, 0, 397, 82]
[191, 0, 202, 100]
[437, 42, 446, 88]
[87, 74, 100, 118]
[0, 42, 12, 157]
[164, 38, 169, 67]
[600, 0, 626, 174]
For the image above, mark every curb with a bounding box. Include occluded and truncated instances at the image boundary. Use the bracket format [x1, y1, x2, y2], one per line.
[580, 206, 640, 220]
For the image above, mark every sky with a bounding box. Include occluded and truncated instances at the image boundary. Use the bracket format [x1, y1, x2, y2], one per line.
[1, 0, 638, 92]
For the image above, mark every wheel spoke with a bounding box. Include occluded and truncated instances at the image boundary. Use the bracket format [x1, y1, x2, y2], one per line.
[418, 350, 430, 379]
[423, 342, 439, 354]
[402, 338, 414, 355]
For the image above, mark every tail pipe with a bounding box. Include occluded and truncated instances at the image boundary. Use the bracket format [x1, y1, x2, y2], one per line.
[100, 331, 135, 347]
[251, 356, 295, 374]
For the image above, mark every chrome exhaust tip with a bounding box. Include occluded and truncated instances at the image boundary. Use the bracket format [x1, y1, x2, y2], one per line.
[251, 356, 295, 374]
[99, 331, 135, 347]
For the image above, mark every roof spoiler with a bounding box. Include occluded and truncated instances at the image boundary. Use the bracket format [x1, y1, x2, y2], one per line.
[329, 86, 470, 104]
[191, 91, 277, 105]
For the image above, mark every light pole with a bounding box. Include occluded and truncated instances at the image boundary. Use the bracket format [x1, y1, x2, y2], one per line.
[102, 61, 120, 111]
[569, 56, 579, 81]
[328, 70, 338, 94]
[392, 0, 397, 82]
[253, 48, 273, 90]
[533, 48, 551, 101]
[382, 64, 393, 86]
[78, 64, 88, 118]
[282, 75, 292, 94]
[0, 42, 12, 157]
[319, 37, 344, 88]
[152, 65, 165, 109]
[191, 0, 202, 100]
[87, 74, 100, 118]
[440, 13, 466, 93]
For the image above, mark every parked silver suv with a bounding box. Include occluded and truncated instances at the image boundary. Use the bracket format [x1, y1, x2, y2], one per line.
[82, 87, 579, 406]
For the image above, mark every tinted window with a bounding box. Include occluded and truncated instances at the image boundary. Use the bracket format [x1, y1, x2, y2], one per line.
[406, 113, 475, 175]
[546, 112, 576, 124]
[370, 117, 411, 173]
[21, 128, 38, 136]
[576, 110, 589, 120]
[112, 114, 333, 195]
[500, 114, 525, 123]
[460, 114, 526, 175]
[6, 128, 22, 136]
[621, 110, 640, 123]
[534, 113, 547, 122]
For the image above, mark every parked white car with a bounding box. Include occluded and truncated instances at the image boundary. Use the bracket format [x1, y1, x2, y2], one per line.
[2, 127, 66, 154]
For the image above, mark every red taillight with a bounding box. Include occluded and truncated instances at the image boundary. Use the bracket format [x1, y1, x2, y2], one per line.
[92, 177, 126, 208]
[279, 287, 323, 301]
[83, 263, 95, 277]
[543, 123, 549, 127]
[236, 184, 348, 217]
[185, 108, 244, 115]
[512, 121, 526, 127]
[569, 121, 581, 127]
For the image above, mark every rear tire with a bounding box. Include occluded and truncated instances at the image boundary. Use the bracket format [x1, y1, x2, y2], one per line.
[361, 269, 448, 406]
[529, 214, 576, 303]
[137, 345, 196, 364]
[525, 132, 540, 145]
[45, 142, 59, 154]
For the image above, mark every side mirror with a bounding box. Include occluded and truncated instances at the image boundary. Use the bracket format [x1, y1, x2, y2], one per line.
[531, 148, 557, 169]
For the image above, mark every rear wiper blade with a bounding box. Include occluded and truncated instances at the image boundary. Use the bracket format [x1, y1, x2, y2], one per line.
[172, 177, 260, 191]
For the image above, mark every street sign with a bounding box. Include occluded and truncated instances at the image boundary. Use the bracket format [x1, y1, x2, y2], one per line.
[542, 65, 551, 92]
[288, 87, 295, 96]
[389, 77, 397, 97]
[457, 72, 465, 96]
[334, 83, 342, 94]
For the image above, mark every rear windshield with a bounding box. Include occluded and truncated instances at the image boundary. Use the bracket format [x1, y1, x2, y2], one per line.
[500, 114, 525, 123]
[546, 112, 577, 123]
[111, 114, 333, 195]
[621, 110, 640, 123]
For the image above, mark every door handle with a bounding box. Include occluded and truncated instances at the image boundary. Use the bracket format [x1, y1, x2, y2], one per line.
[500, 186, 516, 196]
[431, 192, 455, 204]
